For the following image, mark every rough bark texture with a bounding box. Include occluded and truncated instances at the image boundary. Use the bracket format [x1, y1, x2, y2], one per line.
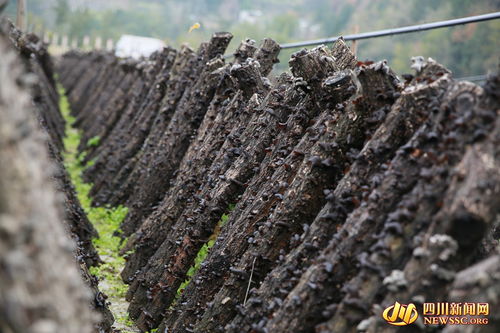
[0, 23, 99, 333]
[263, 73, 499, 333]
[126, 40, 281, 331]
[226, 60, 452, 333]
[2, 19, 115, 332]
[52, 30, 500, 333]
[443, 255, 500, 333]
[88, 49, 178, 206]
[120, 32, 233, 236]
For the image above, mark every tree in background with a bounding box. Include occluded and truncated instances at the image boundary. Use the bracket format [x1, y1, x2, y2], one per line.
[7, 0, 499, 77]
[54, 0, 69, 26]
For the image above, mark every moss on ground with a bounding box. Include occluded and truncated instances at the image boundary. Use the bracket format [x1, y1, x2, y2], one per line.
[58, 84, 137, 332]
[59, 84, 236, 332]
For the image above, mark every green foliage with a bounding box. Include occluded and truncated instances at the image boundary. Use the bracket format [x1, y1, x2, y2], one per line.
[58, 83, 134, 329]
[2, 1, 18, 21]
[116, 313, 136, 331]
[37, 0, 498, 78]
[68, 8, 99, 40]
[87, 135, 101, 147]
[54, 0, 70, 26]
[173, 205, 234, 303]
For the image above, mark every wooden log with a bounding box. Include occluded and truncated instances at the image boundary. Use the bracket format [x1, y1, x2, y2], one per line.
[79, 65, 142, 162]
[136, 38, 348, 330]
[192, 47, 401, 333]
[33, 27, 500, 333]
[443, 255, 500, 332]
[226, 58, 452, 333]
[4, 20, 102, 269]
[254, 37, 281, 76]
[264, 68, 498, 333]
[233, 38, 257, 64]
[359, 102, 500, 333]
[81, 50, 175, 195]
[77, 57, 157, 187]
[121, 38, 280, 289]
[118, 32, 233, 236]
[90, 46, 198, 206]
[158, 40, 356, 332]
[94, 45, 197, 205]
[4, 23, 118, 331]
[67, 53, 119, 117]
[0, 28, 99, 333]
[126, 44, 286, 331]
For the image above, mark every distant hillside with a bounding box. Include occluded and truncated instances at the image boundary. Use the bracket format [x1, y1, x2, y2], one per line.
[4, 0, 500, 76]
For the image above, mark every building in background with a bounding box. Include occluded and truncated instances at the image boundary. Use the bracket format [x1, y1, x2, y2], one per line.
[115, 34, 165, 59]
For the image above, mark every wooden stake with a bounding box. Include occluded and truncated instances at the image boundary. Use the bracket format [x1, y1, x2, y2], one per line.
[16, 0, 26, 30]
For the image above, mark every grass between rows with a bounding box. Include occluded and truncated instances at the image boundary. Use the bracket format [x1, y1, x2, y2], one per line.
[59, 83, 235, 331]
[58, 83, 135, 330]
[174, 206, 233, 301]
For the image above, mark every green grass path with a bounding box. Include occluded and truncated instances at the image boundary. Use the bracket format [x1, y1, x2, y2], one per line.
[58, 84, 138, 332]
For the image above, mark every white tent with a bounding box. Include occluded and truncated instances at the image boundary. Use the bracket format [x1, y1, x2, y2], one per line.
[115, 34, 165, 59]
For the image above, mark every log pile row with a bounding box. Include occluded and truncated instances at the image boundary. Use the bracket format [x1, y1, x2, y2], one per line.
[0, 18, 116, 333]
[8, 22, 499, 332]
[59, 32, 500, 332]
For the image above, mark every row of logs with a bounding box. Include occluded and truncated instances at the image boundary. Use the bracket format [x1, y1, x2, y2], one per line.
[0, 18, 114, 333]
[46, 27, 500, 332]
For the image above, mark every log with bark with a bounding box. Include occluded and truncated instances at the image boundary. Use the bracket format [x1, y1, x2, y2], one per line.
[120, 38, 279, 284]
[262, 65, 499, 333]
[52, 29, 500, 333]
[2, 19, 116, 332]
[121, 39, 281, 331]
[118, 32, 234, 236]
[0, 25, 100, 333]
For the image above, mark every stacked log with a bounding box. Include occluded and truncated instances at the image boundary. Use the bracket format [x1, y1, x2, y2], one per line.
[46, 29, 500, 333]
[0, 20, 103, 333]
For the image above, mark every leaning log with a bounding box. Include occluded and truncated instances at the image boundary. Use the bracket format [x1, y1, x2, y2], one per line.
[0, 26, 98, 333]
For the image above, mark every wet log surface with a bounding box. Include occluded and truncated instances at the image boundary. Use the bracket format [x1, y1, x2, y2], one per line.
[6, 24, 494, 333]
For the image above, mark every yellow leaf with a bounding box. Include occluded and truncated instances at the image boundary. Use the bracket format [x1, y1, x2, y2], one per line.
[189, 22, 201, 33]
